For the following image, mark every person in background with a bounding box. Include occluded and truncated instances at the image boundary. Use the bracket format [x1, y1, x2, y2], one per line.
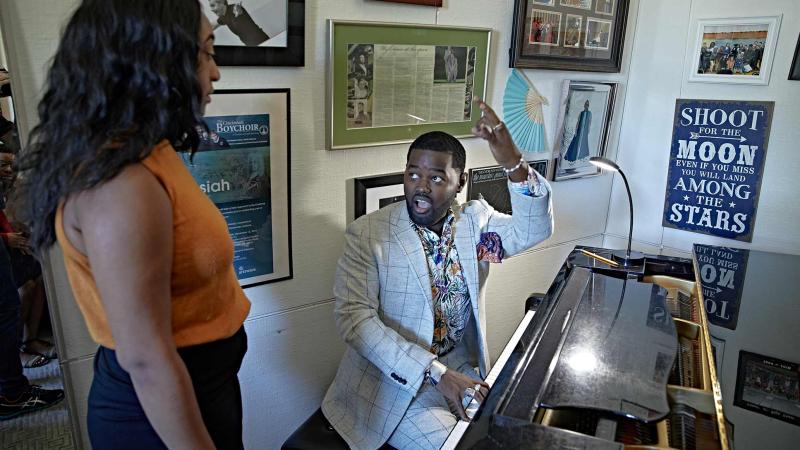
[322, 101, 554, 449]
[12, 1, 252, 448]
[0, 143, 63, 421]
[0, 147, 54, 368]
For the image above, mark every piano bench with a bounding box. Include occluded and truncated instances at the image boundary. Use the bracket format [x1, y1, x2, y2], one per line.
[281, 408, 395, 450]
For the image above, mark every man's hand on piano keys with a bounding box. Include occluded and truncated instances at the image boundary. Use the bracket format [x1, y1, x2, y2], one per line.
[436, 370, 489, 421]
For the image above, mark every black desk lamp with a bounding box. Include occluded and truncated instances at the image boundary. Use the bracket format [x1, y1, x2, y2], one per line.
[590, 156, 645, 267]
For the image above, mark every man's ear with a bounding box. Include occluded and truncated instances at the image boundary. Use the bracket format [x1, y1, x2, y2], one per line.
[457, 171, 468, 193]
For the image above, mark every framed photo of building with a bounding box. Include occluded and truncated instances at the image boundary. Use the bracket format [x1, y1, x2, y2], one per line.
[687, 16, 782, 85]
[510, 0, 630, 72]
[202, 0, 305, 66]
[183, 89, 292, 287]
[554, 81, 616, 181]
[467, 160, 549, 214]
[353, 172, 405, 220]
[328, 20, 491, 149]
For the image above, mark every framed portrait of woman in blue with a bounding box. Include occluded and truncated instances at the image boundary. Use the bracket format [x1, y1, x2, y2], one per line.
[554, 81, 616, 181]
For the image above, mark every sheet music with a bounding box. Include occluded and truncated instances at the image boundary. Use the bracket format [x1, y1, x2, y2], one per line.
[441, 310, 536, 450]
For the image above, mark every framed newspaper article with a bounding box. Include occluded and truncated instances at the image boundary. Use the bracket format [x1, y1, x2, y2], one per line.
[182, 89, 293, 287]
[327, 20, 491, 149]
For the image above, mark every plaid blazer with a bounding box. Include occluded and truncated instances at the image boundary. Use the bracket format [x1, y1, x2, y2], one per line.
[322, 183, 553, 449]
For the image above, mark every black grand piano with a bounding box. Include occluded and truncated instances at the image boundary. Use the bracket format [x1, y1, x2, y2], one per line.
[444, 245, 733, 450]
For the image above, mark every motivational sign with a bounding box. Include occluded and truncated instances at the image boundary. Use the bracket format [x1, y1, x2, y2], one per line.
[694, 244, 749, 330]
[663, 99, 773, 242]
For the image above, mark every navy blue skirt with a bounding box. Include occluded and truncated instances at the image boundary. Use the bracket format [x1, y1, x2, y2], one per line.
[87, 326, 247, 450]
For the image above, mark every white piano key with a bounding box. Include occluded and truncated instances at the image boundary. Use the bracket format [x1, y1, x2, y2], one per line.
[441, 310, 537, 449]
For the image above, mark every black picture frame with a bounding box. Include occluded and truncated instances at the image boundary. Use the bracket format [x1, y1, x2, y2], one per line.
[509, 0, 630, 72]
[213, 0, 305, 66]
[467, 160, 549, 214]
[733, 350, 800, 426]
[190, 88, 293, 288]
[790, 34, 800, 81]
[353, 172, 405, 220]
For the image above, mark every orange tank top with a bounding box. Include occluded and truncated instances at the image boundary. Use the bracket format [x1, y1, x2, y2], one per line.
[55, 140, 251, 349]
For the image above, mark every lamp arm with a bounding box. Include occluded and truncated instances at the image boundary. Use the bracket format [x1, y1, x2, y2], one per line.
[618, 169, 634, 258]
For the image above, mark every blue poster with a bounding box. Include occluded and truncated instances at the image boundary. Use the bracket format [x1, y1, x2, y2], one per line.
[662, 99, 774, 242]
[694, 244, 749, 330]
[185, 114, 273, 280]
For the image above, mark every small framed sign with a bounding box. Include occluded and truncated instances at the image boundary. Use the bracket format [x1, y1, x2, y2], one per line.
[467, 160, 549, 214]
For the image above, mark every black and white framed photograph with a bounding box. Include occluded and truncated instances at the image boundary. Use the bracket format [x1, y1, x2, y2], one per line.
[734, 351, 799, 426]
[353, 172, 405, 220]
[688, 15, 782, 85]
[202, 0, 305, 66]
[554, 81, 616, 181]
[467, 160, 549, 214]
[789, 34, 800, 81]
[184, 89, 292, 287]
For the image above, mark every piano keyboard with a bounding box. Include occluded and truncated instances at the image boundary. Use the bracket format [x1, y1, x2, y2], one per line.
[441, 310, 536, 450]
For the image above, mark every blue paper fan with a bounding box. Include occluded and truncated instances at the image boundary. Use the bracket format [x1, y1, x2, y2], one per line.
[503, 69, 548, 152]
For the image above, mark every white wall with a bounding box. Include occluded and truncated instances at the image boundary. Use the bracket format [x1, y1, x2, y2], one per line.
[605, 0, 800, 257]
[1, 0, 637, 448]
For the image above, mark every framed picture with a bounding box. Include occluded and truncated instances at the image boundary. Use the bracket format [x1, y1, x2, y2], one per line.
[353, 172, 405, 220]
[184, 89, 292, 287]
[789, 34, 800, 81]
[734, 351, 799, 426]
[375, 0, 443, 5]
[554, 81, 616, 181]
[687, 16, 782, 85]
[201, 0, 305, 66]
[467, 160, 549, 214]
[328, 20, 491, 149]
[510, 0, 630, 72]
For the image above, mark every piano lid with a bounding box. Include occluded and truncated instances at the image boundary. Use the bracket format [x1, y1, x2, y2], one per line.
[694, 244, 800, 449]
[539, 272, 677, 422]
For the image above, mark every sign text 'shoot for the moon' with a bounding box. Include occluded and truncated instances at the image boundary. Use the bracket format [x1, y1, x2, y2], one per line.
[662, 99, 774, 242]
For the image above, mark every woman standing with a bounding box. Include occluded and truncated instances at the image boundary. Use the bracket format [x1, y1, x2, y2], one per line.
[12, 1, 251, 449]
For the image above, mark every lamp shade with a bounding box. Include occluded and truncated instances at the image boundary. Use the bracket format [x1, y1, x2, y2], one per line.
[589, 156, 620, 172]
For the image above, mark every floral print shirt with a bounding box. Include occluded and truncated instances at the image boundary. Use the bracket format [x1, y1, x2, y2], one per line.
[413, 212, 472, 356]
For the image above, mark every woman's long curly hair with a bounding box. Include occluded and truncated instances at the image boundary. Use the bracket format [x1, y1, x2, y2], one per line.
[13, 0, 204, 252]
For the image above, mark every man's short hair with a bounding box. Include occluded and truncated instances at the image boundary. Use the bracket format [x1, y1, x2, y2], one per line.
[407, 131, 466, 173]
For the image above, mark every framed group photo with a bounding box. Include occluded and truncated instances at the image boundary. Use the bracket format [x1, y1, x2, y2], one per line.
[687, 15, 782, 85]
[184, 89, 293, 287]
[510, 0, 630, 72]
[328, 20, 491, 149]
[554, 80, 616, 181]
[202, 0, 305, 66]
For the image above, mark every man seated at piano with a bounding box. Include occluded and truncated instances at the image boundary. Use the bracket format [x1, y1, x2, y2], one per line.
[322, 100, 554, 450]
